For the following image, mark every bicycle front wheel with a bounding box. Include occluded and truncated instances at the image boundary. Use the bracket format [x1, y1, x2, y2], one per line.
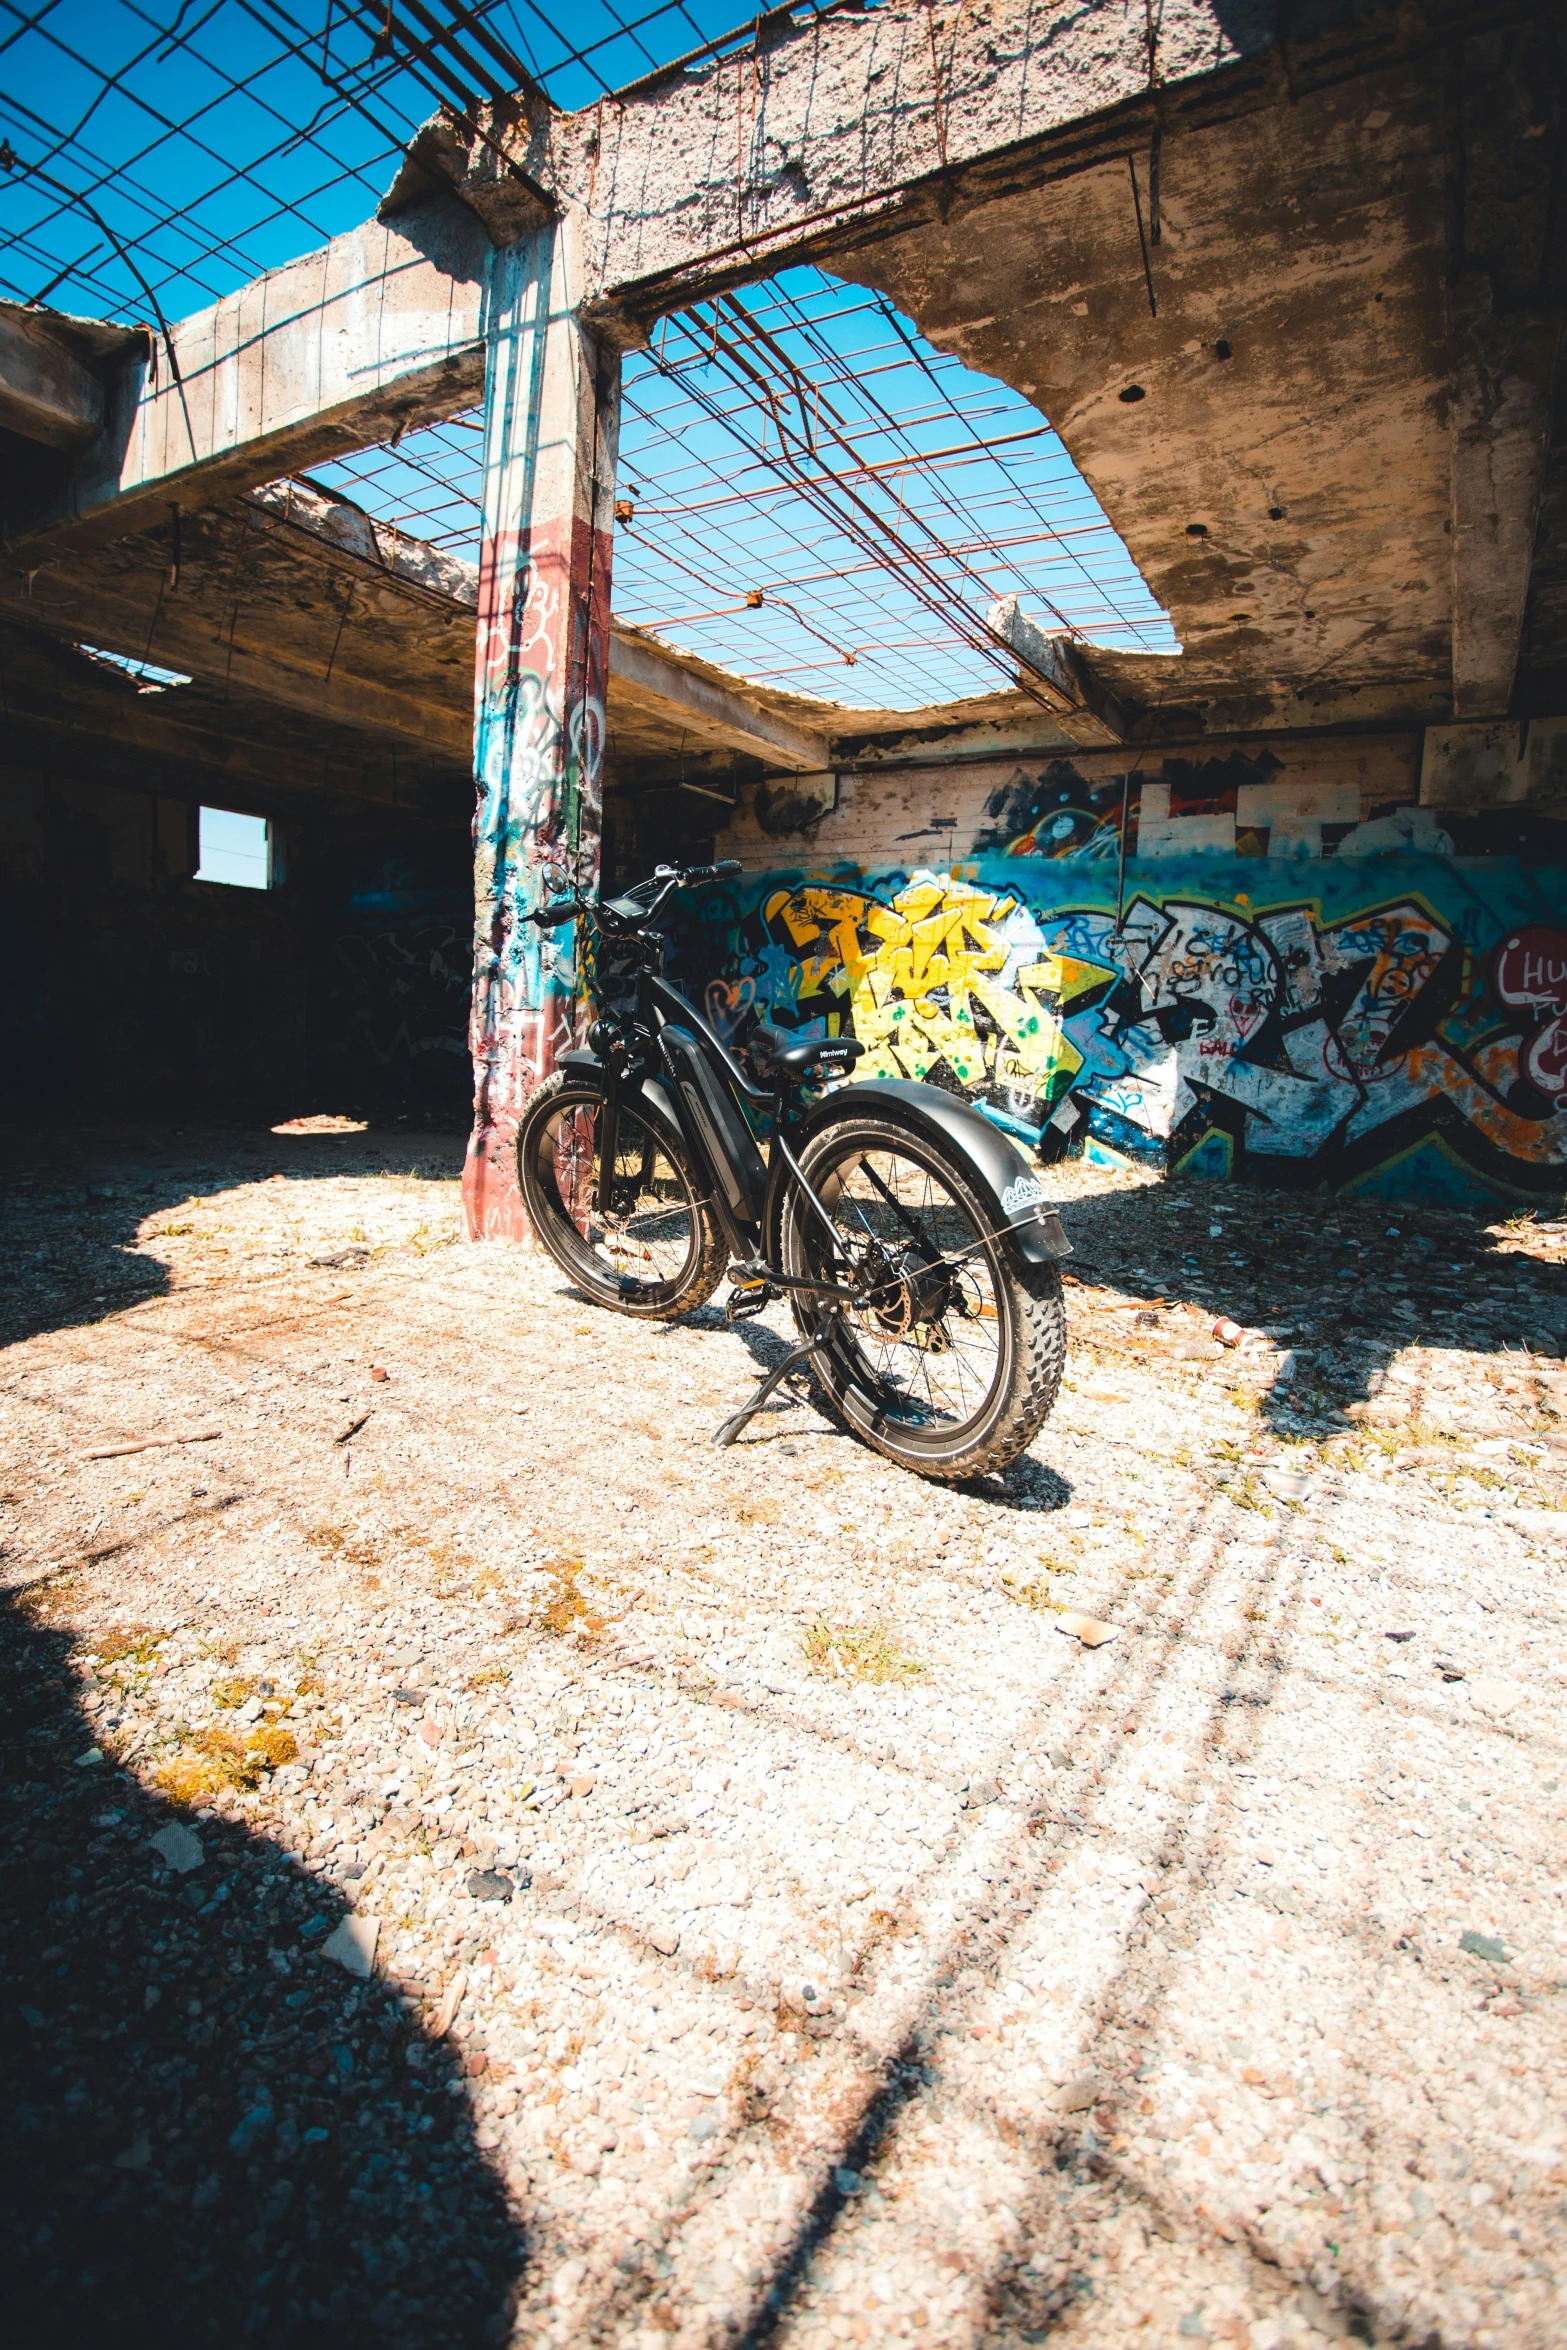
[778, 1112, 1065, 1479]
[516, 1073, 726, 1318]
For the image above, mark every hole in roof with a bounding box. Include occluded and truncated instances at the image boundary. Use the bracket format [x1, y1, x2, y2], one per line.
[77, 643, 192, 693]
[614, 269, 1176, 711]
[309, 267, 1176, 717]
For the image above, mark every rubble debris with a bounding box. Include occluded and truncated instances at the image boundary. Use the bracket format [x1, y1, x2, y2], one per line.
[85, 1427, 221, 1460]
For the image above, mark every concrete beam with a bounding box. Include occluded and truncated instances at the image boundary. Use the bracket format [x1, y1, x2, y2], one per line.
[0, 305, 107, 450]
[607, 627, 828, 771]
[1, 559, 473, 759]
[985, 596, 1132, 746]
[0, 624, 460, 813]
[4, 198, 490, 558]
[403, 0, 1523, 325]
[1450, 294, 1562, 720]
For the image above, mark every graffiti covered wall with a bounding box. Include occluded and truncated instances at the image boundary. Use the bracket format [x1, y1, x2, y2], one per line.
[675, 734, 1567, 1209]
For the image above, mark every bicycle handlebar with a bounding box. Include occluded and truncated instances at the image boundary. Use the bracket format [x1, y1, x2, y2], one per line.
[525, 858, 741, 927]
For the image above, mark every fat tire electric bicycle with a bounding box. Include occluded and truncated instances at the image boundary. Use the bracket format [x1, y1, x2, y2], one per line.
[514, 859, 1072, 1480]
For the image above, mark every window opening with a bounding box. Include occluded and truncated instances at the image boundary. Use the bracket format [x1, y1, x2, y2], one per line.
[614, 267, 1176, 710]
[196, 807, 270, 891]
[76, 643, 192, 694]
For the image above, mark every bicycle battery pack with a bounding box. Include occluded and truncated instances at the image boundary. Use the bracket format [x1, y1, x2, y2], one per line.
[658, 1024, 768, 1223]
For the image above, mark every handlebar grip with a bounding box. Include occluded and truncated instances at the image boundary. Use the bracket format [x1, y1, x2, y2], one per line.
[527, 901, 578, 927]
[684, 860, 742, 885]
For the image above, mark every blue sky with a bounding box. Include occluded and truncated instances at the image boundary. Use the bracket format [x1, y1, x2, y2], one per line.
[0, 0, 796, 324]
[5, 1, 1172, 711]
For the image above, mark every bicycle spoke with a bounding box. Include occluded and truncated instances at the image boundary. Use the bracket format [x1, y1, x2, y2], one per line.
[804, 1141, 1003, 1433]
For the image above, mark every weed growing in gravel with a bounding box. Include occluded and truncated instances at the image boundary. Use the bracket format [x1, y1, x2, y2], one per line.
[154, 1719, 298, 1807]
[89, 1623, 161, 1667]
[212, 1675, 258, 1708]
[1000, 1573, 1064, 1614]
[469, 1664, 510, 1688]
[801, 1621, 923, 1683]
[534, 1561, 606, 1639]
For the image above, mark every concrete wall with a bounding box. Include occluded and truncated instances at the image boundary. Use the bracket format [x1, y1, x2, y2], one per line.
[661, 729, 1567, 1209]
[0, 762, 311, 1112]
[0, 766, 473, 1120]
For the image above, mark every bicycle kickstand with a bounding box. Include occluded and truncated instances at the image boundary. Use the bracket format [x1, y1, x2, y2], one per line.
[712, 1312, 836, 1449]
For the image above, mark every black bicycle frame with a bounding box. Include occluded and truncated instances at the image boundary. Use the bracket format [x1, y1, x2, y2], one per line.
[540, 864, 1071, 1296]
[571, 961, 814, 1276]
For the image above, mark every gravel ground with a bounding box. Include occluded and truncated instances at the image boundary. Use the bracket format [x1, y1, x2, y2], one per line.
[2, 1117, 1565, 2350]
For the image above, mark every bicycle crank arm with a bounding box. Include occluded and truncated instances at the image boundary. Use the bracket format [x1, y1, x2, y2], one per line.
[728, 1259, 864, 1304]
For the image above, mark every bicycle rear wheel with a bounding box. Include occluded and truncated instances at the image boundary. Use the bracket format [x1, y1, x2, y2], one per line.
[778, 1111, 1065, 1478]
[516, 1072, 726, 1318]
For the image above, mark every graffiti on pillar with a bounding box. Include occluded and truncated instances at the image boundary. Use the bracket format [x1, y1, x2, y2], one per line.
[472, 512, 611, 1111]
[692, 862, 1567, 1206]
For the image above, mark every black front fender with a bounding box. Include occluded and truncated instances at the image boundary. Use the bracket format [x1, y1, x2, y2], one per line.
[555, 1048, 684, 1144]
[798, 1078, 1072, 1265]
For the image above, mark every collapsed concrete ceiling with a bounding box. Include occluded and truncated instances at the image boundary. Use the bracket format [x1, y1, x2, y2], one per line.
[0, 0, 1561, 826]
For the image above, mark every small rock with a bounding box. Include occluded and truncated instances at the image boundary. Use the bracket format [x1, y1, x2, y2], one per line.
[370, 1364, 390, 1382]
[433, 1968, 467, 2036]
[113, 2135, 152, 2171]
[320, 1914, 380, 1977]
[568, 1774, 596, 1799]
[1048, 2073, 1103, 2113]
[228, 2099, 274, 2157]
[467, 1869, 514, 1904]
[1468, 1675, 1526, 1716]
[150, 1822, 204, 1874]
[1263, 1467, 1311, 1500]
[75, 1747, 104, 1768]
[649, 1926, 681, 1956]
[1047, 2077, 1108, 2115]
[688, 2112, 719, 2142]
[1460, 1929, 1509, 1964]
[1055, 1613, 1118, 1648]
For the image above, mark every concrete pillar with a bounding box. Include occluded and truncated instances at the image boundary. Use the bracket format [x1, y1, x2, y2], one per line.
[462, 220, 620, 1242]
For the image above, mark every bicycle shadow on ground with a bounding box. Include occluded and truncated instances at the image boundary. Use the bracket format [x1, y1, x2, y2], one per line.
[669, 1302, 1077, 1506]
[0, 1586, 523, 2350]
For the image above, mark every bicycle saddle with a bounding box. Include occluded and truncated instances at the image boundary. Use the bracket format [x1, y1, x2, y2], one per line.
[747, 1020, 865, 1079]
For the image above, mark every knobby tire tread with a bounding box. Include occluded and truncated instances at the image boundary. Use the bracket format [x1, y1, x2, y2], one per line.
[516, 1071, 728, 1322]
[786, 1111, 1067, 1482]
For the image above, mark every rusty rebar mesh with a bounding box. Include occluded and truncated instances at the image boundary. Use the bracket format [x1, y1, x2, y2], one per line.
[314, 268, 1176, 714]
[612, 270, 1176, 710]
[0, 0, 832, 325]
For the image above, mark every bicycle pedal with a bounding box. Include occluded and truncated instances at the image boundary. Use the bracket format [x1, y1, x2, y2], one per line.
[724, 1282, 777, 1323]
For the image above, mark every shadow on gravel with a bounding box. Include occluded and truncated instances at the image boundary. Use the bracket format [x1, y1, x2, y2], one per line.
[0, 1588, 524, 2350]
[1057, 1175, 1566, 1443]
[0, 1121, 467, 1355]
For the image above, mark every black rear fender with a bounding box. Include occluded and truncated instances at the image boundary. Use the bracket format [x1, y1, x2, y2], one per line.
[791, 1077, 1072, 1265]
